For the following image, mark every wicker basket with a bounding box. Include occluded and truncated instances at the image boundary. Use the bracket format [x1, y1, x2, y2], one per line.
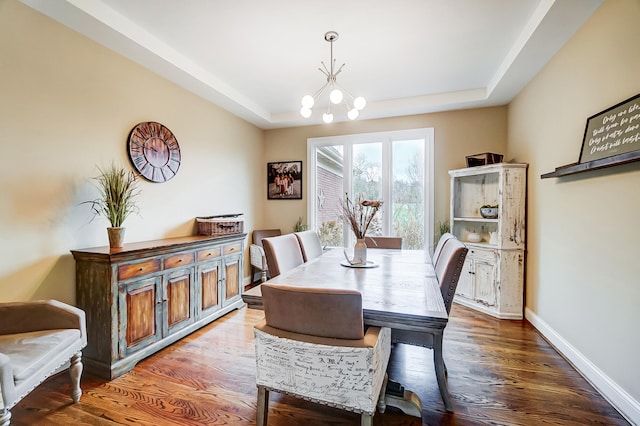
[196, 214, 244, 236]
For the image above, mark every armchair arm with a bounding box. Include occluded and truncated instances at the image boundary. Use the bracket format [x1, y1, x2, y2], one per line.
[0, 300, 86, 341]
[249, 244, 268, 270]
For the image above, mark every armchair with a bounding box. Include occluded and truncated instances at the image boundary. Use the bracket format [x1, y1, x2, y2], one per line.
[254, 284, 391, 426]
[0, 300, 87, 426]
[249, 229, 281, 283]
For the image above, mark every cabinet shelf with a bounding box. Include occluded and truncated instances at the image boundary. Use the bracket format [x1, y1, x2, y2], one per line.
[453, 217, 499, 223]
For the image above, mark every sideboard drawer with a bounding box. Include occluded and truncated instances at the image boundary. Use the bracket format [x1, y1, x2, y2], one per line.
[118, 259, 161, 281]
[197, 247, 222, 261]
[164, 252, 195, 269]
[223, 243, 242, 255]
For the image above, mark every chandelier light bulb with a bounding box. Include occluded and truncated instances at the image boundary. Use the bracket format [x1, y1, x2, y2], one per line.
[353, 96, 367, 110]
[301, 95, 314, 109]
[322, 112, 334, 123]
[329, 88, 343, 104]
[300, 107, 312, 118]
[347, 108, 359, 120]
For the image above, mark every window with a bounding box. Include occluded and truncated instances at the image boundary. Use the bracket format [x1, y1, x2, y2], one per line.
[307, 128, 434, 250]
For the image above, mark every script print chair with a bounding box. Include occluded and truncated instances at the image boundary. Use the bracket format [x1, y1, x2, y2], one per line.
[0, 300, 87, 426]
[261, 234, 304, 278]
[294, 230, 324, 261]
[254, 284, 391, 426]
[364, 236, 403, 249]
[249, 229, 281, 283]
[390, 237, 467, 413]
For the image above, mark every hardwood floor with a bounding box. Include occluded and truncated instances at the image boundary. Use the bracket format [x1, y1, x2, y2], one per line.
[11, 303, 628, 425]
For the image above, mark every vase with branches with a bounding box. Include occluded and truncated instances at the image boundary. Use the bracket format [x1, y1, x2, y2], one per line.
[340, 195, 383, 264]
[84, 163, 140, 248]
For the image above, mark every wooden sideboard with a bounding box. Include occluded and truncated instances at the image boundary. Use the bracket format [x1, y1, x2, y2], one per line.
[71, 234, 246, 379]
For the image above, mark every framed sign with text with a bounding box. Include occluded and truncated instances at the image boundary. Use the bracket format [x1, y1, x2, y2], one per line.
[579, 93, 640, 164]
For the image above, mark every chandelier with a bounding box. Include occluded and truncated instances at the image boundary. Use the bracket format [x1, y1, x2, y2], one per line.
[300, 31, 366, 123]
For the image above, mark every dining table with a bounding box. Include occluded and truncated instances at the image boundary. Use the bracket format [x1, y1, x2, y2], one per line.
[242, 247, 453, 416]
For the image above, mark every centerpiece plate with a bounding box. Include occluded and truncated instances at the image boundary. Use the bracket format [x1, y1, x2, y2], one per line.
[340, 260, 379, 268]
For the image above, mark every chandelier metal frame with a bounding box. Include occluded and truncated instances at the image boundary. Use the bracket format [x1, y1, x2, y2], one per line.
[300, 31, 366, 123]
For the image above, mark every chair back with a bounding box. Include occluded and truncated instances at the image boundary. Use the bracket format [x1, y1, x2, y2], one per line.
[434, 237, 468, 314]
[252, 229, 281, 248]
[294, 230, 323, 261]
[261, 284, 364, 339]
[433, 232, 455, 267]
[261, 234, 305, 278]
[364, 236, 403, 249]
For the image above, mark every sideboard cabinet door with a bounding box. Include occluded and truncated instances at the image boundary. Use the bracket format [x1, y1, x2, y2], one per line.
[164, 267, 196, 336]
[222, 252, 242, 307]
[198, 259, 222, 317]
[118, 276, 162, 358]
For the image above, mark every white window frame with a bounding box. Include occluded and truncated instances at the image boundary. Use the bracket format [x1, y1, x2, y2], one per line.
[307, 128, 435, 250]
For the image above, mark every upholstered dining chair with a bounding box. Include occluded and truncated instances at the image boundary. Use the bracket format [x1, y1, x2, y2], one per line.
[254, 284, 391, 426]
[249, 229, 281, 282]
[0, 300, 87, 426]
[261, 234, 305, 278]
[294, 230, 323, 261]
[390, 237, 467, 413]
[364, 236, 403, 249]
[432, 232, 455, 267]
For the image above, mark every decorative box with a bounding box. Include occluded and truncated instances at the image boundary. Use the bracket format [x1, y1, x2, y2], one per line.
[196, 214, 244, 236]
[465, 152, 503, 168]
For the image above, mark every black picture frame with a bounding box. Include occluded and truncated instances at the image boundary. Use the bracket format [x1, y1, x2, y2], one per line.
[267, 161, 302, 200]
[579, 92, 640, 164]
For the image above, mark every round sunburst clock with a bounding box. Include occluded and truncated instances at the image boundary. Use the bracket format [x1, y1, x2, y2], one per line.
[127, 121, 181, 183]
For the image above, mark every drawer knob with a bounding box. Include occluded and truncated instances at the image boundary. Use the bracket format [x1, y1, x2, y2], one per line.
[139, 267, 144, 271]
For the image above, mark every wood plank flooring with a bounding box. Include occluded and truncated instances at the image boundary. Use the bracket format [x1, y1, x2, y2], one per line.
[11, 303, 628, 425]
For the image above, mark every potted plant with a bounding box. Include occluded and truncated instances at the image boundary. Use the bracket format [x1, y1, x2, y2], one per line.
[84, 163, 140, 248]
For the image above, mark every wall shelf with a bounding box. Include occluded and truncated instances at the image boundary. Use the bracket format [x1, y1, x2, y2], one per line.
[541, 150, 640, 179]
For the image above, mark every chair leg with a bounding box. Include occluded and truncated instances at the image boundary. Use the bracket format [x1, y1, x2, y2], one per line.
[377, 373, 388, 413]
[0, 408, 11, 426]
[360, 413, 373, 426]
[256, 386, 269, 426]
[433, 333, 453, 412]
[261, 270, 267, 283]
[69, 352, 83, 403]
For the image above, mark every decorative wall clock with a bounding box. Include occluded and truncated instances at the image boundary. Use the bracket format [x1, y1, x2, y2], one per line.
[127, 121, 181, 183]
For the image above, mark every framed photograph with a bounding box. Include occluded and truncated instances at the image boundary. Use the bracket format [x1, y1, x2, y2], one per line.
[579, 92, 640, 164]
[267, 161, 302, 200]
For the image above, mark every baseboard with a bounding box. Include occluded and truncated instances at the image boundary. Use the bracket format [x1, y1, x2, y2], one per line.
[525, 307, 639, 425]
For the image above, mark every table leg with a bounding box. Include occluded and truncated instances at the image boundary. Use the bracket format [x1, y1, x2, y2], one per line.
[434, 332, 453, 412]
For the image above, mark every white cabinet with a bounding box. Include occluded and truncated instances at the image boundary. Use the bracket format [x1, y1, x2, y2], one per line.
[449, 163, 527, 319]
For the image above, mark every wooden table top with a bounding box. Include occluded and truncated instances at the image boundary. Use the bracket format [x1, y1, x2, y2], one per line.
[242, 248, 448, 331]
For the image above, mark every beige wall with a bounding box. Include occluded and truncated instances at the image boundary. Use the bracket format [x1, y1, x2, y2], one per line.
[263, 107, 508, 234]
[508, 0, 640, 418]
[0, 1, 264, 304]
